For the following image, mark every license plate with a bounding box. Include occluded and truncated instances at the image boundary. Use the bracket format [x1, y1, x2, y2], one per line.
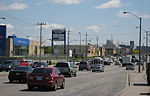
[36, 76, 43, 80]
[16, 73, 20, 75]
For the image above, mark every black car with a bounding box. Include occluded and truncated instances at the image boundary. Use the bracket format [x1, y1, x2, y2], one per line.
[79, 61, 91, 71]
[8, 66, 33, 83]
[0, 60, 19, 72]
[33, 62, 48, 68]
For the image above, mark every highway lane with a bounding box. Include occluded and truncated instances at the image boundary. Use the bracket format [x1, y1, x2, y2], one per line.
[0, 65, 128, 96]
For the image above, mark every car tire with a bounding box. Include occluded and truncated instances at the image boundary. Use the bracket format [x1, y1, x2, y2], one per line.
[60, 81, 65, 89]
[28, 86, 34, 91]
[74, 73, 76, 77]
[70, 73, 73, 77]
[52, 82, 57, 91]
[0, 69, 2, 72]
[9, 79, 13, 83]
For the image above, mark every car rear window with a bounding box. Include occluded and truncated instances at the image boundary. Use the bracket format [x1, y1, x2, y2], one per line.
[32, 68, 52, 74]
[3, 61, 13, 64]
[55, 62, 69, 67]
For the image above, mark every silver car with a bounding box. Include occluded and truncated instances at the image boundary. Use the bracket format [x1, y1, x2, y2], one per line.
[92, 64, 104, 72]
[126, 63, 135, 70]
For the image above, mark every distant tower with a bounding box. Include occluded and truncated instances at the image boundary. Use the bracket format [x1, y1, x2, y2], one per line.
[130, 41, 134, 54]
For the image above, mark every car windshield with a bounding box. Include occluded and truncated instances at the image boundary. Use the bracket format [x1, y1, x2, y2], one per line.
[13, 67, 29, 71]
[55, 62, 69, 67]
[32, 68, 52, 74]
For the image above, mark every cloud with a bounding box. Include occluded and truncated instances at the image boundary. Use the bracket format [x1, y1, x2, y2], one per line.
[0, 2, 28, 10]
[36, 1, 45, 6]
[85, 24, 105, 32]
[49, 0, 84, 5]
[0, 24, 14, 29]
[36, 23, 65, 29]
[141, 14, 150, 19]
[45, 23, 64, 29]
[95, 0, 125, 9]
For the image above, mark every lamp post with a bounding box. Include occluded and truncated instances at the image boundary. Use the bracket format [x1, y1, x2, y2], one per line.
[123, 11, 142, 72]
[142, 29, 150, 71]
[79, 32, 81, 57]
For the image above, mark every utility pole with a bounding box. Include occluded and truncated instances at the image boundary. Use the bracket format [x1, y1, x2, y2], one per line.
[85, 33, 87, 59]
[139, 17, 142, 72]
[79, 32, 81, 57]
[146, 31, 148, 69]
[37, 22, 46, 61]
[67, 28, 70, 61]
[96, 36, 99, 56]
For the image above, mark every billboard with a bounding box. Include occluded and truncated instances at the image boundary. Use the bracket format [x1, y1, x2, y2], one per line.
[13, 38, 29, 46]
[51, 29, 66, 54]
[0, 25, 6, 56]
[52, 29, 66, 41]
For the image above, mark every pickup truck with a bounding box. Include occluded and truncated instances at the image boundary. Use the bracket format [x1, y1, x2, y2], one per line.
[55, 62, 77, 77]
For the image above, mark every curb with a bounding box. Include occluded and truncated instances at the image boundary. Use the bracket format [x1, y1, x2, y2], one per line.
[0, 72, 8, 77]
[115, 73, 129, 96]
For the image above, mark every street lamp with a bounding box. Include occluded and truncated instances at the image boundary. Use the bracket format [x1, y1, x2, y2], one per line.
[123, 11, 142, 72]
[0, 17, 5, 20]
[79, 32, 81, 57]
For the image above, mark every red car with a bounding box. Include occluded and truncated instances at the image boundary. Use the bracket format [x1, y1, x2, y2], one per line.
[19, 61, 29, 66]
[27, 67, 65, 91]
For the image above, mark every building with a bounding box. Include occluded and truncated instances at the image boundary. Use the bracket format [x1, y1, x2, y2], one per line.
[4, 36, 42, 57]
[103, 40, 120, 56]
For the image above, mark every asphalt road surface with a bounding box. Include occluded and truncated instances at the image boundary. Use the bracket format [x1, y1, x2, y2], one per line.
[0, 65, 128, 96]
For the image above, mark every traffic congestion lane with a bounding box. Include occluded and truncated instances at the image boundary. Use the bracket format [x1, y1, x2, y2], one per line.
[0, 65, 127, 96]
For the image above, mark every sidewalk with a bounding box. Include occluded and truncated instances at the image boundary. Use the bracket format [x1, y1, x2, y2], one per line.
[117, 70, 150, 96]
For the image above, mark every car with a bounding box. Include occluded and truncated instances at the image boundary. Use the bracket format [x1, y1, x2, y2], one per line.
[79, 61, 91, 71]
[27, 67, 65, 91]
[32, 62, 48, 68]
[103, 60, 111, 66]
[8, 66, 33, 83]
[126, 63, 135, 70]
[92, 64, 104, 72]
[19, 61, 30, 66]
[114, 60, 122, 65]
[55, 62, 77, 77]
[0, 60, 19, 72]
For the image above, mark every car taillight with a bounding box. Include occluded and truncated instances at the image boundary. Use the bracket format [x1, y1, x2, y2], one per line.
[45, 76, 53, 81]
[28, 75, 34, 80]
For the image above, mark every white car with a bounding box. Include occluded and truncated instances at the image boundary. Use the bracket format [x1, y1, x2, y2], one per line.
[92, 64, 104, 72]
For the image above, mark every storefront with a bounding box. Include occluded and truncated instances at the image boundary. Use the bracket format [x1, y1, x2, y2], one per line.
[12, 37, 29, 56]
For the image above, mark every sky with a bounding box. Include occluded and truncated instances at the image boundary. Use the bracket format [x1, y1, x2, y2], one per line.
[0, 0, 150, 46]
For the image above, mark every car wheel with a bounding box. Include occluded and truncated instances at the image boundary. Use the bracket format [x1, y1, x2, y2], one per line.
[28, 86, 34, 91]
[9, 79, 13, 83]
[52, 82, 57, 91]
[92, 70, 94, 72]
[0, 70, 2, 72]
[60, 81, 65, 89]
[74, 73, 76, 77]
[70, 73, 73, 77]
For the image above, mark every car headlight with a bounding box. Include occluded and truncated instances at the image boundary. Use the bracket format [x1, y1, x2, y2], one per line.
[8, 66, 11, 68]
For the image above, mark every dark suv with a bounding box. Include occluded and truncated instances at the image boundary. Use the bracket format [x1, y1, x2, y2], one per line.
[0, 60, 19, 72]
[79, 61, 91, 71]
[55, 62, 77, 77]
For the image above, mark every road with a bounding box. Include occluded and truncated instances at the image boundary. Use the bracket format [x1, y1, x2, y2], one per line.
[0, 65, 128, 96]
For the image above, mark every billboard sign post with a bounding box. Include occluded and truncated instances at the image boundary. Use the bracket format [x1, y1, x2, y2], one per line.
[52, 29, 66, 55]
